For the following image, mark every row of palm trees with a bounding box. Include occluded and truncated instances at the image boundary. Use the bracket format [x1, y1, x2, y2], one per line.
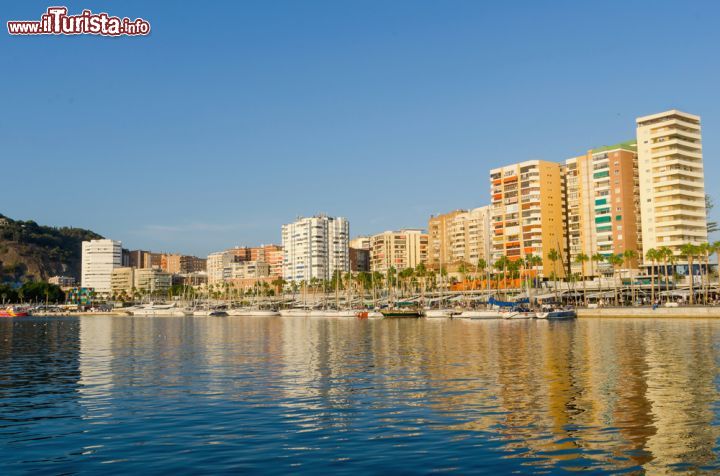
[571, 242, 720, 306]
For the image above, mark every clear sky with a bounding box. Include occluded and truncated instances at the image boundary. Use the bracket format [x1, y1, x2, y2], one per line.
[3, 0, 719, 256]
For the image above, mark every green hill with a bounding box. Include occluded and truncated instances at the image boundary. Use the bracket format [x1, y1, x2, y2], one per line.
[0, 213, 103, 283]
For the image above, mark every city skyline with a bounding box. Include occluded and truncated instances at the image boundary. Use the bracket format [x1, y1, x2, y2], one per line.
[3, 1, 720, 256]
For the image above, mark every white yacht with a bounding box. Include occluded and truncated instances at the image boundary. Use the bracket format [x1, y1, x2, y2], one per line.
[425, 309, 459, 318]
[457, 310, 504, 319]
[228, 308, 280, 317]
[131, 303, 191, 317]
[279, 308, 311, 317]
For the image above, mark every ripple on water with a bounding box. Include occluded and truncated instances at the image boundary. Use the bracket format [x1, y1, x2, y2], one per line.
[1, 316, 720, 473]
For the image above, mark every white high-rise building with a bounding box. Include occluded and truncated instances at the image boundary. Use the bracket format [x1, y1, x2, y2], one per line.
[636, 110, 707, 257]
[207, 251, 234, 285]
[281, 215, 349, 282]
[81, 239, 122, 294]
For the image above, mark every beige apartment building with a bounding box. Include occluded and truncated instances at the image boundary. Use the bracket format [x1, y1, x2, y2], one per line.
[370, 229, 428, 272]
[427, 210, 464, 270]
[490, 160, 566, 278]
[565, 141, 642, 275]
[111, 267, 171, 295]
[134, 268, 172, 294]
[636, 110, 707, 257]
[111, 267, 135, 296]
[447, 206, 492, 267]
[161, 254, 182, 274]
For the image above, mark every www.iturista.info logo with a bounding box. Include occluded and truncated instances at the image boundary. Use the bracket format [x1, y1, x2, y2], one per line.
[7, 6, 150, 36]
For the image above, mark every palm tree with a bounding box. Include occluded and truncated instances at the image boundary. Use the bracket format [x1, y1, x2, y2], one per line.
[526, 254, 543, 288]
[548, 249, 560, 300]
[698, 242, 712, 305]
[658, 246, 673, 301]
[271, 277, 286, 297]
[645, 248, 659, 305]
[607, 254, 624, 306]
[494, 256, 509, 298]
[575, 253, 589, 307]
[457, 262, 469, 290]
[623, 249, 637, 305]
[680, 243, 699, 305]
[713, 242, 720, 292]
[591, 253, 605, 280]
[476, 258, 487, 292]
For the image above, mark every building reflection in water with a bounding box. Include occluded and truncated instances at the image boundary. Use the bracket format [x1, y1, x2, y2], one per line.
[62, 316, 720, 472]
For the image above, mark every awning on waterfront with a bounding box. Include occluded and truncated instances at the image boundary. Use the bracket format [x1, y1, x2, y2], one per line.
[533, 292, 559, 301]
[586, 291, 616, 299]
[659, 289, 690, 298]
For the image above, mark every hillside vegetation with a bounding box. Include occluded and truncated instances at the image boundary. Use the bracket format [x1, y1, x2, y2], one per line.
[0, 213, 103, 283]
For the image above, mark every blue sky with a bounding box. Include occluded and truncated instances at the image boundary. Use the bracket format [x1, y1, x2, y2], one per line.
[2, 0, 719, 256]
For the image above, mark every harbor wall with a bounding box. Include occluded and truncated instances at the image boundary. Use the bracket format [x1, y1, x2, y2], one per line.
[578, 307, 720, 318]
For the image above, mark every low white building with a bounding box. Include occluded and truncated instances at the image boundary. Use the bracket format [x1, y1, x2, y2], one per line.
[282, 215, 349, 282]
[81, 239, 122, 294]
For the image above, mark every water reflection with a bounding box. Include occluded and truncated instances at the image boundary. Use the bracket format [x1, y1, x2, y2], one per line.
[0, 316, 719, 473]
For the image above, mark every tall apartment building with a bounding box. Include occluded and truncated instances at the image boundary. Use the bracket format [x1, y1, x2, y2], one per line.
[369, 229, 428, 273]
[349, 236, 371, 272]
[250, 245, 283, 277]
[81, 239, 122, 294]
[490, 160, 566, 278]
[161, 254, 182, 274]
[447, 206, 492, 266]
[128, 250, 150, 269]
[636, 110, 707, 258]
[180, 255, 207, 273]
[128, 250, 162, 269]
[428, 210, 464, 270]
[565, 141, 642, 275]
[207, 251, 235, 285]
[281, 215, 349, 282]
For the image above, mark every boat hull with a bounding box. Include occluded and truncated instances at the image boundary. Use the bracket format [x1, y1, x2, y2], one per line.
[321, 310, 359, 318]
[458, 310, 503, 319]
[537, 310, 577, 320]
[0, 310, 29, 317]
[228, 309, 280, 317]
[380, 310, 422, 318]
[279, 309, 311, 317]
[425, 309, 457, 318]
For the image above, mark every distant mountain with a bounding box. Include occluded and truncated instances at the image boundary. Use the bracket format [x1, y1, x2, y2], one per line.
[0, 213, 103, 283]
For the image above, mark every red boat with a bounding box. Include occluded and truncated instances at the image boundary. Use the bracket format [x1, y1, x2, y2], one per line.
[0, 308, 29, 317]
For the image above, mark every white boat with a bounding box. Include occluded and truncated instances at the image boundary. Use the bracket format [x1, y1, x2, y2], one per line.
[458, 310, 504, 319]
[131, 304, 192, 317]
[320, 309, 358, 318]
[193, 310, 228, 317]
[536, 309, 576, 320]
[425, 309, 459, 318]
[228, 308, 280, 317]
[356, 310, 383, 319]
[501, 311, 526, 319]
[279, 308, 311, 317]
[308, 309, 329, 317]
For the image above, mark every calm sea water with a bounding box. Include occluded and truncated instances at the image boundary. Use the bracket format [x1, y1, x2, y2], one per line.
[1, 316, 720, 474]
